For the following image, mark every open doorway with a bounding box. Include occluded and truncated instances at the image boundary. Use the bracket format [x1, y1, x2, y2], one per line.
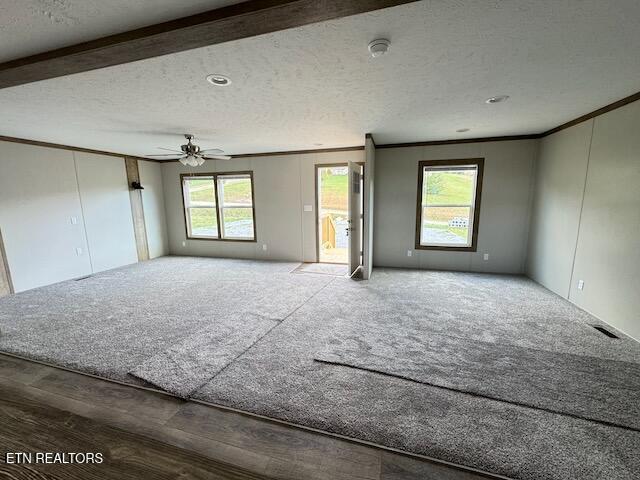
[316, 164, 349, 264]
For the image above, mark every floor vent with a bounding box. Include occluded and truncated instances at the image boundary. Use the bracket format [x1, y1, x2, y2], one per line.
[592, 325, 619, 339]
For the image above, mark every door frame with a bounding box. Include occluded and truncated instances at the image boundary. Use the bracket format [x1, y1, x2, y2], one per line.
[315, 163, 349, 264]
[357, 161, 365, 266]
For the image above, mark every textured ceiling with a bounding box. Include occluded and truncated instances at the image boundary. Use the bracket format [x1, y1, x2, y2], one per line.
[0, 0, 244, 62]
[1, 0, 639, 156]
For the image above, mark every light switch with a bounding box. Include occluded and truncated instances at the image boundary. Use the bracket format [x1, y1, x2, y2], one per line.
[303, 205, 313, 212]
[70, 216, 78, 225]
[75, 247, 82, 256]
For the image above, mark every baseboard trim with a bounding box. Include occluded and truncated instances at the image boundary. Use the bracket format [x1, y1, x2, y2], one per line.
[524, 274, 640, 344]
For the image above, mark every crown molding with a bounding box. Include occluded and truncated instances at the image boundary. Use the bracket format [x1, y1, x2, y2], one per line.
[0, 135, 152, 162]
[376, 134, 541, 149]
[541, 90, 640, 137]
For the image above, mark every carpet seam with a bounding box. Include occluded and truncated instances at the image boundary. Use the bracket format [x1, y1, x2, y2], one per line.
[186, 276, 339, 397]
[0, 352, 527, 480]
[3, 257, 637, 480]
[313, 358, 640, 433]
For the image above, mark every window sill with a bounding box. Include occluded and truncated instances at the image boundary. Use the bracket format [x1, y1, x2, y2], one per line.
[186, 236, 257, 243]
[415, 244, 477, 252]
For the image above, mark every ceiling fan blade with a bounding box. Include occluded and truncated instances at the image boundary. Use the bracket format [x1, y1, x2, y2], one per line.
[202, 155, 232, 160]
[199, 148, 224, 154]
[146, 154, 183, 157]
[156, 147, 184, 153]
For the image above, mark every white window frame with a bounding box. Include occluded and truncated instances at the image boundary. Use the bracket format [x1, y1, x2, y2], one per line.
[181, 172, 256, 242]
[217, 174, 256, 241]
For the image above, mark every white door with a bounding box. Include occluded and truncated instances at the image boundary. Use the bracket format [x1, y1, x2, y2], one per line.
[348, 161, 362, 276]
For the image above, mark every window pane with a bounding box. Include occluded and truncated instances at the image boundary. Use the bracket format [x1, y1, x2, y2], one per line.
[185, 178, 215, 206]
[424, 169, 475, 206]
[188, 208, 218, 237]
[218, 176, 252, 206]
[421, 206, 471, 246]
[222, 207, 254, 239]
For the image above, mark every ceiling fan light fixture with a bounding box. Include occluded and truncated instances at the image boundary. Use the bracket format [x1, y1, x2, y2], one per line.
[149, 134, 228, 165]
[206, 74, 232, 86]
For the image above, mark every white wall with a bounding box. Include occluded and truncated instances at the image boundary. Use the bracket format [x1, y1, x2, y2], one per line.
[528, 100, 640, 340]
[373, 140, 537, 273]
[0, 141, 170, 292]
[139, 160, 169, 259]
[74, 152, 138, 273]
[162, 150, 365, 262]
[0, 141, 92, 291]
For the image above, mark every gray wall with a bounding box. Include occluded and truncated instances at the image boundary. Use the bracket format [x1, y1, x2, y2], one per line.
[74, 152, 138, 273]
[526, 122, 592, 297]
[373, 140, 537, 273]
[528, 100, 640, 340]
[162, 150, 365, 262]
[0, 141, 168, 291]
[0, 141, 92, 291]
[139, 160, 169, 259]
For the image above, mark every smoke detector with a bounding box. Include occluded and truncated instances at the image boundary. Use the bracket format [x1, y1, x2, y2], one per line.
[206, 74, 232, 86]
[368, 39, 390, 57]
[485, 95, 509, 104]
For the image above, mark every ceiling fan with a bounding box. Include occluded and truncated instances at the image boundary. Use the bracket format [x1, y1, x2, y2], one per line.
[146, 134, 231, 166]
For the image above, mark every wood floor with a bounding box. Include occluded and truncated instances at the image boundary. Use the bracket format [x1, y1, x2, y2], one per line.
[0, 353, 498, 480]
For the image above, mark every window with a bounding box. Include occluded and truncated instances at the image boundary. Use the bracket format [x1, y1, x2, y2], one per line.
[415, 159, 483, 251]
[182, 172, 256, 241]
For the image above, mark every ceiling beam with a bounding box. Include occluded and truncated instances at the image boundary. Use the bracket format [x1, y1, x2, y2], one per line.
[0, 0, 418, 90]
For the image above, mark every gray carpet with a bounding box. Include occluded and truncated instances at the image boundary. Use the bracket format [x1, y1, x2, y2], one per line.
[131, 312, 278, 397]
[314, 331, 640, 430]
[0, 256, 332, 383]
[293, 262, 349, 276]
[1, 257, 639, 480]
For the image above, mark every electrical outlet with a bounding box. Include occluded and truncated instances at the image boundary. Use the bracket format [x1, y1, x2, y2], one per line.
[483, 253, 489, 261]
[181, 241, 186, 247]
[577, 280, 584, 290]
[303, 205, 313, 212]
[75, 247, 82, 256]
[262, 244, 268, 251]
[407, 250, 412, 257]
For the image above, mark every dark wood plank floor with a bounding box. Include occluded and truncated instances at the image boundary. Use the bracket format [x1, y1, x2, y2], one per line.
[0, 353, 503, 480]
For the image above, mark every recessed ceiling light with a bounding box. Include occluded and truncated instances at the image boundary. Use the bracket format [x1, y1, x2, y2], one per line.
[368, 39, 391, 57]
[206, 74, 232, 86]
[485, 95, 509, 104]
[456, 128, 470, 133]
[314, 143, 324, 146]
